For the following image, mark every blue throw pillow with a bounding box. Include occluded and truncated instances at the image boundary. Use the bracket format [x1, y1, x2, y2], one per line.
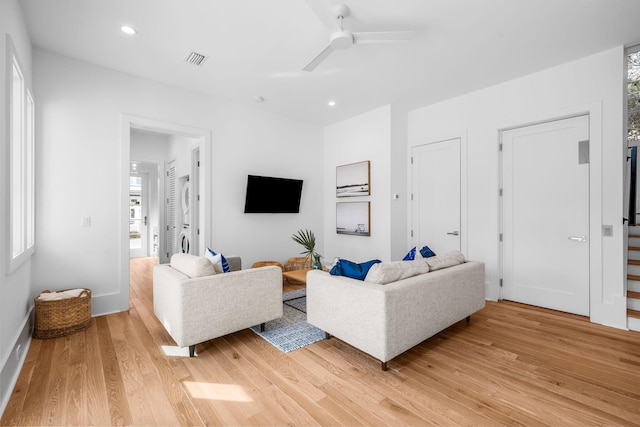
[206, 248, 231, 273]
[419, 245, 436, 258]
[403, 247, 417, 261]
[330, 258, 381, 281]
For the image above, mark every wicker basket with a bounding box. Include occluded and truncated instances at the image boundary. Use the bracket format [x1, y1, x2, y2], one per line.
[33, 288, 92, 339]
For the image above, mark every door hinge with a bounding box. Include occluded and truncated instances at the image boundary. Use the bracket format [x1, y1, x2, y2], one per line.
[197, 194, 200, 201]
[499, 233, 503, 242]
[197, 228, 200, 235]
[500, 278, 503, 287]
[410, 230, 413, 238]
[166, 225, 169, 231]
[197, 160, 200, 167]
[499, 143, 503, 151]
[499, 188, 503, 197]
[411, 156, 414, 164]
[411, 193, 414, 201]
[166, 252, 170, 258]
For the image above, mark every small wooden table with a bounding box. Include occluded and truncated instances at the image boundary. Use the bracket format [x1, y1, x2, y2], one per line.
[282, 268, 313, 285]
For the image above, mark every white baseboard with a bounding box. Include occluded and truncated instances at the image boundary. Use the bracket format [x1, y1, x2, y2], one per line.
[0, 307, 33, 419]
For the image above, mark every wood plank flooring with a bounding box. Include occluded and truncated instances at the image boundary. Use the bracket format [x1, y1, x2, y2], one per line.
[2, 257, 640, 426]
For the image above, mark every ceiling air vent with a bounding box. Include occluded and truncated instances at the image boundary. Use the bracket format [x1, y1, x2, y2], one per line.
[185, 51, 208, 67]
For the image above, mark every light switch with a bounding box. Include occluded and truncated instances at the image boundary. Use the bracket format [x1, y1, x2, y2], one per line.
[602, 225, 612, 237]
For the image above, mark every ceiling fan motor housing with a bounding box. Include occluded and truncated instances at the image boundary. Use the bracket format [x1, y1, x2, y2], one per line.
[330, 30, 354, 50]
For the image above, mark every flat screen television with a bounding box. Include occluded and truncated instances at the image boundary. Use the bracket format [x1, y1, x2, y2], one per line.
[243, 175, 303, 213]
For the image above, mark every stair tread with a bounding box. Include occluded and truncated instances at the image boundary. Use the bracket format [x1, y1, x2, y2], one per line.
[628, 274, 640, 281]
[629, 246, 640, 251]
[628, 308, 640, 319]
[628, 259, 640, 265]
[628, 290, 640, 299]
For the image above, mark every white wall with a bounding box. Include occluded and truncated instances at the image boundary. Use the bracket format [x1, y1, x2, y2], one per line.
[408, 47, 627, 329]
[323, 105, 393, 263]
[32, 49, 323, 317]
[0, 0, 34, 414]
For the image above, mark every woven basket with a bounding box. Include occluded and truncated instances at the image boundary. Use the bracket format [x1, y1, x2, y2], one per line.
[33, 288, 92, 339]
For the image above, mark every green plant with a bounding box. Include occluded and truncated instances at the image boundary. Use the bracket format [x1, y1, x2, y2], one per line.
[292, 229, 322, 268]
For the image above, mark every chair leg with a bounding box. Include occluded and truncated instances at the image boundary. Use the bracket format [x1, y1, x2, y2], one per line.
[466, 315, 471, 323]
[260, 323, 265, 332]
[381, 361, 388, 371]
[325, 332, 331, 339]
[189, 345, 195, 357]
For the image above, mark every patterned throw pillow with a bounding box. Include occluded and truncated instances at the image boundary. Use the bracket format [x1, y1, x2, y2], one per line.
[402, 247, 417, 260]
[206, 248, 231, 273]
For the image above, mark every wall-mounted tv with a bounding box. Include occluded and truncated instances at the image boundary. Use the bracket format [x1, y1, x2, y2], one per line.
[244, 175, 303, 213]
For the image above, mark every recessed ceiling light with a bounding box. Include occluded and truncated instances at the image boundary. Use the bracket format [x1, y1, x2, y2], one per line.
[328, 100, 336, 107]
[121, 25, 137, 35]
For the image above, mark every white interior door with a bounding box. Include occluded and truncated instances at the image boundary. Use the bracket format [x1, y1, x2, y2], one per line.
[412, 139, 461, 255]
[501, 115, 590, 316]
[129, 173, 149, 258]
[165, 160, 177, 263]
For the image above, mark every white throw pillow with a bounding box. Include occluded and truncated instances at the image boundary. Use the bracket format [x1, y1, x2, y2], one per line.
[425, 250, 465, 271]
[364, 259, 430, 285]
[171, 253, 217, 278]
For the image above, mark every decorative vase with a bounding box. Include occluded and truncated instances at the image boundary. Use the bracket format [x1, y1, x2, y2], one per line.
[312, 254, 322, 270]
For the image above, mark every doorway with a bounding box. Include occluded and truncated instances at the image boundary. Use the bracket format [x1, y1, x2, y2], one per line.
[119, 115, 212, 312]
[500, 115, 590, 316]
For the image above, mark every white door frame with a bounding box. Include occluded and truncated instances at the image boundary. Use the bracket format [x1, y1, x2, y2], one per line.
[119, 115, 212, 312]
[409, 134, 468, 257]
[497, 104, 603, 321]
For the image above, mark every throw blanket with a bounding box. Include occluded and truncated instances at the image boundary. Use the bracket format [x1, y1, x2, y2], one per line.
[38, 288, 86, 301]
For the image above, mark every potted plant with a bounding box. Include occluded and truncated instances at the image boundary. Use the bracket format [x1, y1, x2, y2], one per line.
[292, 229, 322, 269]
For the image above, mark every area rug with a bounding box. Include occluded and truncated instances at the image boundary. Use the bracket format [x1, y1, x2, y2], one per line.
[250, 289, 325, 353]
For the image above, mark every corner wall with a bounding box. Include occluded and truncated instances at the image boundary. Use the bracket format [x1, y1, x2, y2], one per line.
[323, 105, 393, 263]
[408, 46, 627, 329]
[0, 0, 34, 415]
[32, 49, 324, 317]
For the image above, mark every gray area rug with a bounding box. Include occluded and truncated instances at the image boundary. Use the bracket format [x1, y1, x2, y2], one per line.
[250, 289, 325, 353]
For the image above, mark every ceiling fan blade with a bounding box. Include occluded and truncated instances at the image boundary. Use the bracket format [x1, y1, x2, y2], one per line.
[353, 31, 414, 44]
[303, 44, 335, 72]
[305, 0, 341, 31]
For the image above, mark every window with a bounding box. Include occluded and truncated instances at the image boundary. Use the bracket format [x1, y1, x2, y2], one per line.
[8, 35, 35, 270]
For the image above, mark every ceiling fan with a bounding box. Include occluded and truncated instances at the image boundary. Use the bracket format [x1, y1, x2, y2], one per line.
[303, 0, 414, 72]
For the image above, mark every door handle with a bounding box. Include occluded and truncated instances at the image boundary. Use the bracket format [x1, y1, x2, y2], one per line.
[447, 231, 459, 236]
[568, 235, 587, 242]
[144, 216, 147, 226]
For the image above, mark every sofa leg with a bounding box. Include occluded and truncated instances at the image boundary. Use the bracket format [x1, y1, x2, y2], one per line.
[189, 345, 195, 357]
[466, 315, 471, 323]
[325, 332, 331, 339]
[381, 361, 388, 371]
[260, 323, 265, 332]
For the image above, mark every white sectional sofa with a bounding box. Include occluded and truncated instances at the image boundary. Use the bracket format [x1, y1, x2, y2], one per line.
[307, 254, 485, 370]
[153, 253, 283, 356]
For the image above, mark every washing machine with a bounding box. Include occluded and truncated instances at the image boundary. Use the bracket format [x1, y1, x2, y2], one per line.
[181, 179, 190, 225]
[178, 225, 191, 254]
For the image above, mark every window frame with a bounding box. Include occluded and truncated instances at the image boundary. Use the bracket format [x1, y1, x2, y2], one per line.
[7, 35, 35, 272]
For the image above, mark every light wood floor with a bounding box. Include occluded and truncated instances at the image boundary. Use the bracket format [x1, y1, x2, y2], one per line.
[2, 257, 640, 426]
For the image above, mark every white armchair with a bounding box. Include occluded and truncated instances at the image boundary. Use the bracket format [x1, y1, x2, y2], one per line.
[153, 253, 283, 356]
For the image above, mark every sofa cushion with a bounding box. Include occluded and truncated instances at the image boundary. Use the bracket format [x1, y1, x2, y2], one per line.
[364, 259, 430, 284]
[330, 258, 381, 281]
[206, 248, 231, 273]
[425, 250, 465, 271]
[171, 253, 216, 278]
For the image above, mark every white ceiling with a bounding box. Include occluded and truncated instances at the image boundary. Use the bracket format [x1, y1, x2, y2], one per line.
[19, 0, 640, 126]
